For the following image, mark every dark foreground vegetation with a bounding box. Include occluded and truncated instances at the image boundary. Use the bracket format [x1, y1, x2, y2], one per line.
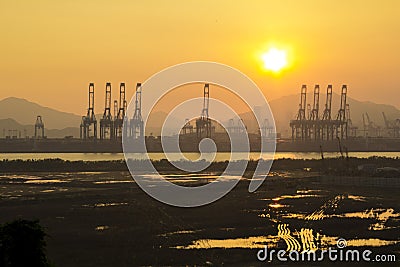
[0, 157, 399, 176]
[0, 219, 51, 267]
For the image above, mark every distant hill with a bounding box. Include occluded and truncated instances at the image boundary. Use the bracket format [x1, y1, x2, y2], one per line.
[0, 97, 82, 129]
[0, 118, 79, 138]
[1, 94, 399, 138]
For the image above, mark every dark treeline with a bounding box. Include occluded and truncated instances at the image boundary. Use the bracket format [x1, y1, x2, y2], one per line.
[0, 157, 399, 176]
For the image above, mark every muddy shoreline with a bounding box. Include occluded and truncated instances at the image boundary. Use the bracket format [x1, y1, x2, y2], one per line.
[0, 169, 399, 266]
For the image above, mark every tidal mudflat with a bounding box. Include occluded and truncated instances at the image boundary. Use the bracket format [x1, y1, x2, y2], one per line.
[0, 170, 399, 266]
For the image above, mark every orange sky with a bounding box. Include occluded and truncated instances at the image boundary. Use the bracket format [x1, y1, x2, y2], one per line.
[1, 1, 399, 115]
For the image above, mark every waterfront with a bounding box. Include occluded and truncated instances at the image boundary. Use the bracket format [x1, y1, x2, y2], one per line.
[0, 151, 399, 161]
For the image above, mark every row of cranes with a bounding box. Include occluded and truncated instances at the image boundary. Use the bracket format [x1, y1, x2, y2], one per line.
[79, 82, 399, 141]
[363, 112, 400, 138]
[79, 82, 219, 141]
[358, 112, 400, 138]
[290, 84, 354, 141]
[382, 112, 400, 138]
[80, 83, 144, 140]
[290, 84, 400, 141]
[362, 112, 381, 138]
[81, 82, 269, 142]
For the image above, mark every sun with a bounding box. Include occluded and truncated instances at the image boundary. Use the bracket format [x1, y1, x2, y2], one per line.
[261, 48, 288, 72]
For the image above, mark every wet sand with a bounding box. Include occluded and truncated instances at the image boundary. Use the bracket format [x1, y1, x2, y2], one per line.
[0, 171, 399, 266]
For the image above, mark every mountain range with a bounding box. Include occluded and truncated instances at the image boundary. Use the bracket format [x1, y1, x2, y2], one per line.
[0, 97, 82, 129]
[0, 95, 399, 138]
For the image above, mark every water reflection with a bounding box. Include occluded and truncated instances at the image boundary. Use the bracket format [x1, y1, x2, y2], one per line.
[305, 195, 343, 221]
[159, 230, 197, 237]
[320, 236, 399, 247]
[93, 181, 132, 184]
[210, 190, 400, 252]
[277, 224, 301, 251]
[175, 235, 279, 249]
[176, 223, 399, 250]
[83, 202, 128, 208]
[269, 203, 289, 209]
[95, 225, 110, 231]
[262, 189, 326, 202]
[346, 194, 368, 202]
[40, 189, 55, 193]
[299, 228, 318, 251]
[346, 239, 398, 247]
[24, 179, 67, 184]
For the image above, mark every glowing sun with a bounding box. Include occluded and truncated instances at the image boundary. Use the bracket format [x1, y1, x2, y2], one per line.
[261, 48, 288, 72]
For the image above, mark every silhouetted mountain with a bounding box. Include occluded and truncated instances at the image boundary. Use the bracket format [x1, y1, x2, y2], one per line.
[1, 94, 399, 138]
[0, 97, 81, 129]
[0, 118, 79, 138]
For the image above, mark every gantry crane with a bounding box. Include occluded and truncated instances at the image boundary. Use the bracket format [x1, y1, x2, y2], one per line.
[363, 112, 381, 137]
[130, 83, 144, 139]
[196, 84, 212, 139]
[335, 85, 348, 139]
[382, 112, 400, 138]
[261, 118, 273, 138]
[310, 85, 320, 140]
[321, 85, 333, 140]
[100, 83, 113, 140]
[114, 83, 126, 139]
[182, 119, 194, 135]
[346, 104, 357, 137]
[290, 85, 308, 140]
[80, 83, 97, 139]
[34, 115, 45, 139]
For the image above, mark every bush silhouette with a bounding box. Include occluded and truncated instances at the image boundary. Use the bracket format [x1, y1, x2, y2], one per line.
[0, 219, 51, 267]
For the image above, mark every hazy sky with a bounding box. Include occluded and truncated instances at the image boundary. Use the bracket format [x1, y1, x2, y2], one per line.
[1, 1, 399, 115]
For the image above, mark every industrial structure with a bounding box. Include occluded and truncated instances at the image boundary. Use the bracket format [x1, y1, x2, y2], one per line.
[195, 84, 213, 139]
[346, 104, 358, 137]
[114, 83, 127, 140]
[79, 82, 143, 141]
[3, 81, 400, 153]
[362, 112, 381, 137]
[34, 115, 45, 139]
[179, 84, 276, 140]
[99, 83, 113, 140]
[182, 119, 194, 135]
[80, 83, 97, 139]
[179, 84, 217, 139]
[261, 119, 274, 138]
[227, 119, 246, 134]
[382, 112, 400, 138]
[129, 83, 144, 140]
[290, 84, 351, 142]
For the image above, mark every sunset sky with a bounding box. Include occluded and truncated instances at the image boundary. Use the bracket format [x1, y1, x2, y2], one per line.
[1, 1, 399, 115]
